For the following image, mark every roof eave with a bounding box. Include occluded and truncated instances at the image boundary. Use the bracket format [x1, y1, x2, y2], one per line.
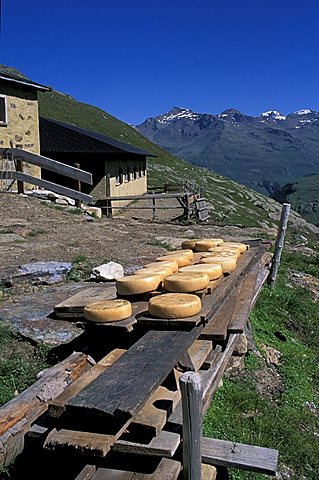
[0, 75, 51, 92]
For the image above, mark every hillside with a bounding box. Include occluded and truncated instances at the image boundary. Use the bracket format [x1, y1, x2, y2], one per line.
[272, 174, 319, 226]
[36, 90, 316, 232]
[136, 107, 319, 196]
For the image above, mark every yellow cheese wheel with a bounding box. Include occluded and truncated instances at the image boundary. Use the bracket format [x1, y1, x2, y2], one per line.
[163, 272, 210, 292]
[84, 299, 132, 323]
[179, 263, 223, 280]
[199, 256, 237, 273]
[163, 249, 193, 260]
[133, 266, 173, 279]
[223, 242, 249, 253]
[116, 273, 162, 295]
[149, 293, 201, 318]
[201, 250, 238, 260]
[207, 246, 241, 259]
[156, 254, 190, 267]
[145, 260, 179, 273]
[195, 238, 224, 251]
[181, 239, 201, 250]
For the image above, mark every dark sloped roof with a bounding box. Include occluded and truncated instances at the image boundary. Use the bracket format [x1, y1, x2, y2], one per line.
[0, 67, 51, 92]
[40, 117, 155, 156]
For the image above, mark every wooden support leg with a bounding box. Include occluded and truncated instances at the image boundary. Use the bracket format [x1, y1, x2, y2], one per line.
[74, 163, 82, 208]
[180, 372, 203, 480]
[268, 203, 290, 288]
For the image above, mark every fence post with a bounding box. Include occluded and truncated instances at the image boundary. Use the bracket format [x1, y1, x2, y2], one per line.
[180, 372, 203, 480]
[16, 157, 24, 194]
[152, 190, 156, 220]
[268, 203, 290, 289]
[73, 163, 82, 208]
[105, 173, 112, 218]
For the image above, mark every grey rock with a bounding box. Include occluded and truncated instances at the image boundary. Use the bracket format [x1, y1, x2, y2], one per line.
[233, 333, 248, 356]
[18, 261, 72, 284]
[0, 234, 25, 243]
[91, 261, 124, 281]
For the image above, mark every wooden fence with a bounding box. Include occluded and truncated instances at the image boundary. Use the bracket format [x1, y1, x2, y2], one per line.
[0, 147, 93, 204]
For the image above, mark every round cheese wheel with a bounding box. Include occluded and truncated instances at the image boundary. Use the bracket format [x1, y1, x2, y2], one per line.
[133, 266, 173, 279]
[207, 246, 241, 259]
[179, 263, 223, 280]
[163, 249, 193, 260]
[181, 239, 201, 250]
[164, 272, 210, 292]
[201, 250, 237, 260]
[149, 293, 201, 318]
[223, 242, 249, 253]
[195, 239, 224, 251]
[84, 299, 132, 323]
[145, 260, 179, 273]
[199, 256, 237, 273]
[156, 254, 190, 267]
[116, 273, 162, 295]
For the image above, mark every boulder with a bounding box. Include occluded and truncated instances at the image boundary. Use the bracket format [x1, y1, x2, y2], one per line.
[233, 333, 248, 356]
[18, 261, 72, 284]
[91, 262, 124, 281]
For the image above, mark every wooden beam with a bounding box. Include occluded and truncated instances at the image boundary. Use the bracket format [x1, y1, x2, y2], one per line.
[0, 352, 91, 466]
[113, 430, 180, 457]
[0, 148, 93, 184]
[202, 437, 278, 476]
[102, 193, 187, 201]
[15, 171, 92, 203]
[268, 203, 290, 288]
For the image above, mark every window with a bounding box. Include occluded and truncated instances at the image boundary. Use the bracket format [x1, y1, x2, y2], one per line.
[133, 166, 140, 180]
[0, 96, 7, 125]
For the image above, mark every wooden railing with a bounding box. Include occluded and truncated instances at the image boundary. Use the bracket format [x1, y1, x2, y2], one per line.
[0, 147, 93, 204]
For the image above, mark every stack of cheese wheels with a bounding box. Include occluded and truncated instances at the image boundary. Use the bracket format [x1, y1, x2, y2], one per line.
[199, 255, 237, 273]
[156, 253, 190, 268]
[144, 260, 179, 273]
[223, 242, 249, 253]
[133, 266, 173, 280]
[116, 273, 162, 295]
[179, 263, 223, 281]
[207, 246, 241, 259]
[164, 272, 209, 293]
[149, 293, 201, 318]
[195, 238, 224, 251]
[181, 239, 200, 250]
[84, 299, 132, 323]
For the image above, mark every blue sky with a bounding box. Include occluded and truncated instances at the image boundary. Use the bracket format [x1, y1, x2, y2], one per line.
[1, 0, 319, 124]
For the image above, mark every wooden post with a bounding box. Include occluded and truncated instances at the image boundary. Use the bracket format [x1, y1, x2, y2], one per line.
[268, 203, 290, 289]
[105, 173, 112, 218]
[73, 163, 81, 208]
[184, 193, 191, 221]
[180, 372, 203, 480]
[152, 190, 156, 220]
[16, 158, 24, 194]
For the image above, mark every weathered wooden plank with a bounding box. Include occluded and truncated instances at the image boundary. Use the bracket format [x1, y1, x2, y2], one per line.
[66, 328, 201, 427]
[268, 203, 290, 288]
[202, 437, 278, 475]
[227, 270, 259, 333]
[92, 469, 134, 480]
[13, 171, 92, 203]
[113, 430, 180, 457]
[44, 429, 114, 457]
[179, 340, 212, 372]
[74, 465, 97, 480]
[48, 349, 126, 419]
[0, 352, 91, 466]
[0, 148, 93, 184]
[202, 345, 223, 370]
[54, 286, 117, 318]
[134, 458, 181, 479]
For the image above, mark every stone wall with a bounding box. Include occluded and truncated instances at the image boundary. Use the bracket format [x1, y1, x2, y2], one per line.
[0, 82, 41, 181]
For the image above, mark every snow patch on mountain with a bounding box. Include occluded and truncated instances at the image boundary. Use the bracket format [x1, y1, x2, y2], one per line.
[260, 111, 286, 120]
[294, 109, 313, 115]
[157, 108, 200, 124]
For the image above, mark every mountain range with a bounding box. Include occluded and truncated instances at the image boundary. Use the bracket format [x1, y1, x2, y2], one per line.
[136, 106, 319, 196]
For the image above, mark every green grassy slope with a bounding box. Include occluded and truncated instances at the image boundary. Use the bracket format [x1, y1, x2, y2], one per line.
[38, 90, 310, 230]
[272, 174, 319, 226]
